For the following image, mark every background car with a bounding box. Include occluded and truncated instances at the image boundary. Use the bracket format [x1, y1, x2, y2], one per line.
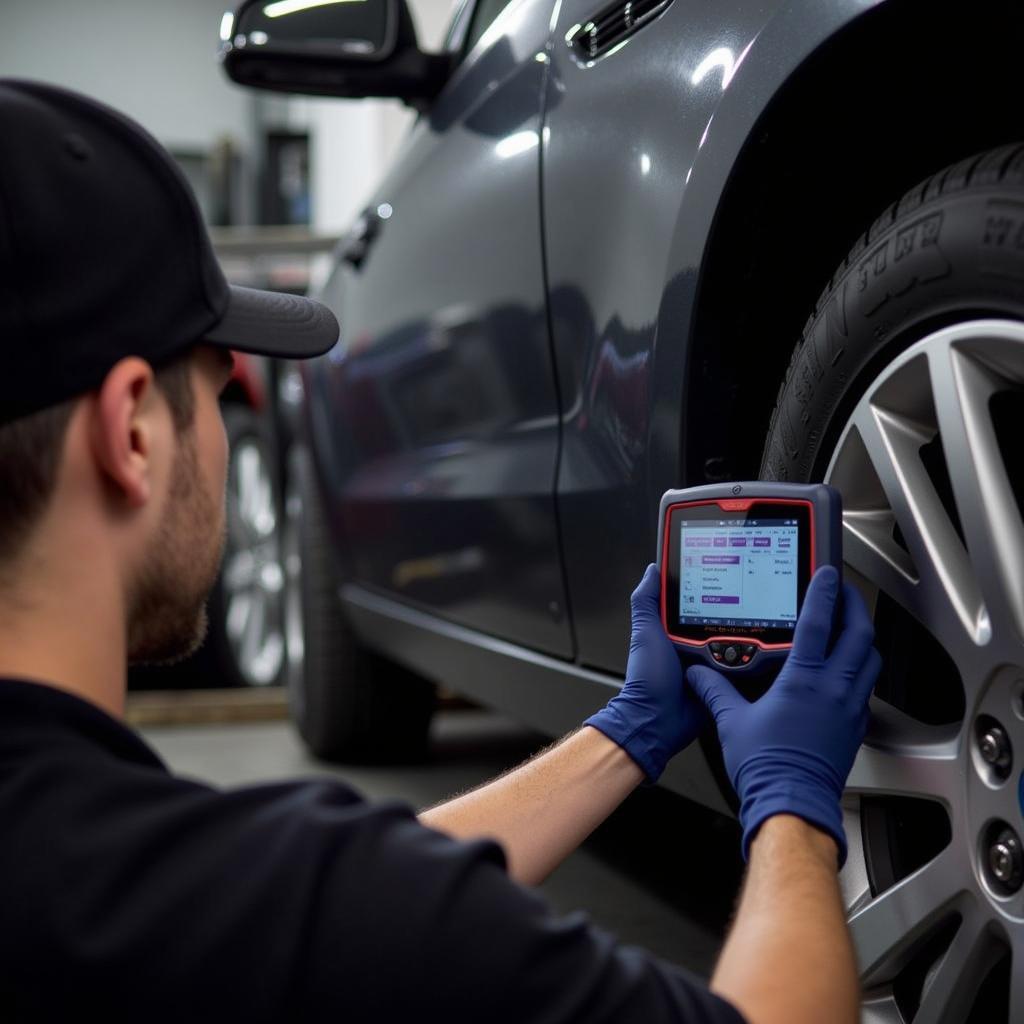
[223, 0, 1024, 1019]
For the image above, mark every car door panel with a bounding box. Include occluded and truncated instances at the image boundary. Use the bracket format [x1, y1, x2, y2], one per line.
[542, 0, 778, 672]
[311, 0, 572, 658]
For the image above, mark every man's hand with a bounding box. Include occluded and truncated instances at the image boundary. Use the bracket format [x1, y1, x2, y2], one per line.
[688, 566, 880, 863]
[584, 564, 705, 781]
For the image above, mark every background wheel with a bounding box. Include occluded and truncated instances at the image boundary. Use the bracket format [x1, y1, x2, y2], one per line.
[206, 404, 287, 688]
[763, 144, 1024, 1022]
[285, 446, 435, 763]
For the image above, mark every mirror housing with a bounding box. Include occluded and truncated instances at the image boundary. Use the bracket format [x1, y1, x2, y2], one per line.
[219, 0, 452, 108]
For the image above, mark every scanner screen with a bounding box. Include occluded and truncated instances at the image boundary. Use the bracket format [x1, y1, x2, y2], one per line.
[678, 518, 799, 630]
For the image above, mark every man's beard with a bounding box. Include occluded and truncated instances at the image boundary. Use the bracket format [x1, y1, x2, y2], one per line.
[127, 430, 225, 666]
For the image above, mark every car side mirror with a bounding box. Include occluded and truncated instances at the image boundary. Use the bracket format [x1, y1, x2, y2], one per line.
[219, 0, 452, 109]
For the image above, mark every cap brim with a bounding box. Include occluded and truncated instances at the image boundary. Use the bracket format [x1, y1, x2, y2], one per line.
[202, 284, 339, 360]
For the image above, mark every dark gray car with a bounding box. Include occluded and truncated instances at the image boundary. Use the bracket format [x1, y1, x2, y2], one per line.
[222, 0, 1024, 1019]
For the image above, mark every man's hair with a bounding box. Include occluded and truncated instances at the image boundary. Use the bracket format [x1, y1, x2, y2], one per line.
[0, 355, 195, 564]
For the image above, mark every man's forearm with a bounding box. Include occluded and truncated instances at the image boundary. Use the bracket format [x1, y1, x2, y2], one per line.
[419, 725, 643, 886]
[711, 815, 858, 1024]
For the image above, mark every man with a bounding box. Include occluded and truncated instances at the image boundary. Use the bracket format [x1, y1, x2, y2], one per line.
[0, 79, 880, 1023]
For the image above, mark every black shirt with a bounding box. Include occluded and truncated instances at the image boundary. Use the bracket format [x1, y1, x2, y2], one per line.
[0, 678, 745, 1023]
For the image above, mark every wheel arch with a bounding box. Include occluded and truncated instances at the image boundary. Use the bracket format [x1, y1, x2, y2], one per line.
[672, 0, 1024, 487]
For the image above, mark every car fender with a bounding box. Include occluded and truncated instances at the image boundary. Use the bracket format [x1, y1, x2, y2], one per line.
[647, 0, 885, 502]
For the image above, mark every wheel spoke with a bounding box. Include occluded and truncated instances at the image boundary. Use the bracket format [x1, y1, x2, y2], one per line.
[850, 846, 966, 984]
[236, 446, 263, 532]
[840, 508, 920, 610]
[260, 635, 284, 681]
[860, 992, 905, 1024]
[914, 899, 1001, 1024]
[830, 420, 920, 606]
[846, 707, 961, 804]
[248, 476, 274, 537]
[226, 592, 251, 644]
[240, 589, 267, 671]
[849, 392, 988, 651]
[927, 335, 1024, 643]
[224, 551, 257, 592]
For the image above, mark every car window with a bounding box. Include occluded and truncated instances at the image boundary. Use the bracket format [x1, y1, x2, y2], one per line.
[464, 0, 514, 54]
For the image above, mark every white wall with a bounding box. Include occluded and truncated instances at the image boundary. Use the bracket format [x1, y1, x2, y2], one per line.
[2, 0, 459, 233]
[0, 0, 255, 154]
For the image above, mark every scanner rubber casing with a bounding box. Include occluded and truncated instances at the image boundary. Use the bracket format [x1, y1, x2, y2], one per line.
[656, 482, 842, 676]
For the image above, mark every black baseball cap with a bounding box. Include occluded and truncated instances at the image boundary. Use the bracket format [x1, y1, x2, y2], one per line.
[0, 79, 340, 424]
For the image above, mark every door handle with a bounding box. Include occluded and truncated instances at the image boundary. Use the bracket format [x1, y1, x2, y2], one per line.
[341, 208, 384, 268]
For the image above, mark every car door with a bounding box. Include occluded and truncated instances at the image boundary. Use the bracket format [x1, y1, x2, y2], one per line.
[313, 0, 572, 658]
[540, 0, 771, 672]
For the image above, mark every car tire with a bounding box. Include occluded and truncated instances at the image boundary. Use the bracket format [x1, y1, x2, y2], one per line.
[206, 404, 287, 688]
[285, 445, 436, 763]
[762, 143, 1024, 1022]
[763, 141, 1024, 483]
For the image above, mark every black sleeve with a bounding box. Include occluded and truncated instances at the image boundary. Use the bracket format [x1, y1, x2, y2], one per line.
[3, 757, 745, 1024]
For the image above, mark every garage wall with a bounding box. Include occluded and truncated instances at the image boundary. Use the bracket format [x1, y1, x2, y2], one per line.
[1, 0, 459, 233]
[0, 0, 255, 154]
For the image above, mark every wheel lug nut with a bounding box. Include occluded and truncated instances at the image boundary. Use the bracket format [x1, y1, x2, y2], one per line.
[974, 716, 1013, 781]
[980, 726, 1011, 768]
[991, 841, 1016, 882]
[983, 824, 1024, 894]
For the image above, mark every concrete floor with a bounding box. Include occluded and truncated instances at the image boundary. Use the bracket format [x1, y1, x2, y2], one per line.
[144, 709, 745, 979]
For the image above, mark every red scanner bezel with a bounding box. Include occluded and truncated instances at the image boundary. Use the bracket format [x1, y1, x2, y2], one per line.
[660, 497, 816, 651]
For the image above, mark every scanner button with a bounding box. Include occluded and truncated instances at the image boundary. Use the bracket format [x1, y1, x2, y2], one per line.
[723, 646, 739, 665]
[743, 645, 757, 658]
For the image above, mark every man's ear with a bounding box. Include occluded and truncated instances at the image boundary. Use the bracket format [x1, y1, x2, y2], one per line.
[89, 357, 162, 508]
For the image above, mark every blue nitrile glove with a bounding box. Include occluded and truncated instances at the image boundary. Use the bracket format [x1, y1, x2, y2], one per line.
[687, 566, 880, 866]
[584, 564, 706, 782]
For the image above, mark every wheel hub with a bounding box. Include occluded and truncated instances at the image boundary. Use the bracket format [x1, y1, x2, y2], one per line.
[825, 320, 1024, 1021]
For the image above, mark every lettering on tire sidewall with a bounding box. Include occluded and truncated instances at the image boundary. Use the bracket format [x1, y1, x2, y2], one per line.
[855, 211, 949, 317]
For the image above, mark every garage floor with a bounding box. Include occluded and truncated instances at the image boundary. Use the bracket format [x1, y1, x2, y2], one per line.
[144, 708, 744, 979]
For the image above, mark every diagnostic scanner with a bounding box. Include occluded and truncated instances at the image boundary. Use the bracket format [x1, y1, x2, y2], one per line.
[657, 482, 842, 676]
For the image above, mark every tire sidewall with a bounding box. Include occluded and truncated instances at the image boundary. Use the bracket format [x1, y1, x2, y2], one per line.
[763, 180, 1024, 484]
[291, 446, 358, 755]
[289, 446, 436, 762]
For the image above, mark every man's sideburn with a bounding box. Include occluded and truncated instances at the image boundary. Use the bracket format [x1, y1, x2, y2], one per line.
[126, 418, 225, 666]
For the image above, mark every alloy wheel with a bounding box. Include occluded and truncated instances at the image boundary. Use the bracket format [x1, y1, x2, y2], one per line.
[825, 320, 1024, 1022]
[222, 437, 285, 686]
